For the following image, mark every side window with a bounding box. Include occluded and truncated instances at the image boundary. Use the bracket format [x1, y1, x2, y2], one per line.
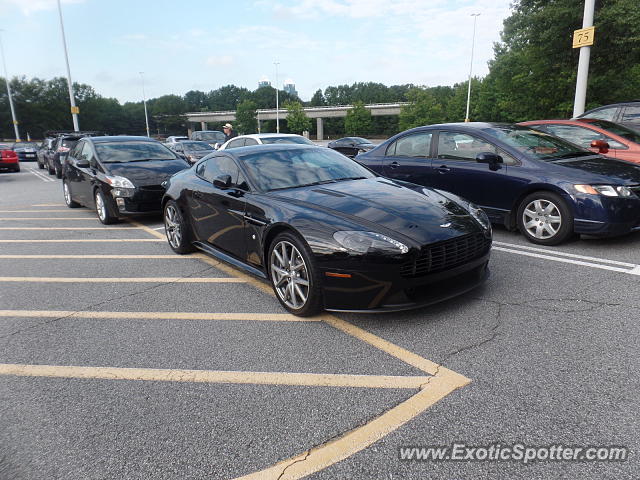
[386, 132, 432, 157]
[81, 142, 96, 163]
[437, 132, 495, 161]
[244, 138, 258, 146]
[621, 106, 640, 123]
[226, 138, 245, 149]
[582, 107, 617, 121]
[69, 142, 83, 159]
[201, 156, 240, 185]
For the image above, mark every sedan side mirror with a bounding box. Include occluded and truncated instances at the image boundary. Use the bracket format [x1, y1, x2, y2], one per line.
[76, 159, 90, 168]
[213, 174, 232, 189]
[591, 139, 609, 154]
[476, 152, 504, 170]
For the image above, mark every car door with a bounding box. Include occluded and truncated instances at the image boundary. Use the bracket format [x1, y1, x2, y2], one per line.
[188, 156, 247, 259]
[431, 130, 520, 216]
[381, 130, 437, 185]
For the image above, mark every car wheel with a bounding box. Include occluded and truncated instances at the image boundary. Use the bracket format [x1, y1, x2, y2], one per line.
[164, 200, 194, 254]
[517, 191, 573, 245]
[47, 163, 55, 175]
[14, 165, 20, 172]
[95, 189, 118, 225]
[38, 161, 44, 169]
[63, 180, 80, 208]
[268, 232, 322, 316]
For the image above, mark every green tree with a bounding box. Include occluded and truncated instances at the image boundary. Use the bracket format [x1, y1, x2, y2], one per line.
[344, 101, 372, 136]
[310, 89, 326, 106]
[235, 99, 258, 134]
[398, 88, 446, 130]
[284, 101, 311, 133]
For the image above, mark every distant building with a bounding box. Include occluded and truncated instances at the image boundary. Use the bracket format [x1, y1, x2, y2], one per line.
[283, 79, 298, 97]
[258, 75, 271, 88]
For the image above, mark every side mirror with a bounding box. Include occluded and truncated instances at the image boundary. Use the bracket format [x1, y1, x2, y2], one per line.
[213, 143, 221, 150]
[76, 159, 90, 168]
[476, 152, 504, 170]
[591, 139, 609, 154]
[213, 174, 232, 189]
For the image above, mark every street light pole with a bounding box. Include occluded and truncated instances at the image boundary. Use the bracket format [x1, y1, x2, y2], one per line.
[465, 13, 480, 123]
[140, 72, 150, 137]
[274, 61, 280, 133]
[572, 0, 596, 118]
[0, 30, 20, 141]
[56, 0, 79, 132]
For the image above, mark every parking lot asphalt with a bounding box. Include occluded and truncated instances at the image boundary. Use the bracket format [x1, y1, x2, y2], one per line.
[1, 163, 639, 479]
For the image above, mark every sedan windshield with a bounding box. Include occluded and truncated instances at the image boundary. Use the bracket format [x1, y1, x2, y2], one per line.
[586, 120, 640, 144]
[259, 136, 315, 145]
[182, 141, 213, 152]
[240, 148, 375, 191]
[482, 125, 592, 160]
[95, 142, 177, 163]
[199, 132, 226, 142]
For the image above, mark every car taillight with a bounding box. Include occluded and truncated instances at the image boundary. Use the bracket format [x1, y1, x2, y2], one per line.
[57, 146, 70, 153]
[1, 150, 18, 162]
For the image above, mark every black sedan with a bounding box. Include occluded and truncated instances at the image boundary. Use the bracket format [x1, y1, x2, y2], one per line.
[11, 142, 40, 162]
[62, 136, 190, 224]
[327, 137, 375, 158]
[162, 144, 492, 316]
[170, 140, 214, 164]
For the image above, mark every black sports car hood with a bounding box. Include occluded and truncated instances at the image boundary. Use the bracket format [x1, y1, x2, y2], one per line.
[271, 178, 483, 245]
[547, 155, 640, 184]
[104, 159, 189, 186]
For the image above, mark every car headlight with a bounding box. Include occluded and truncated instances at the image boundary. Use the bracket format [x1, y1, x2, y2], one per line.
[574, 184, 636, 197]
[333, 231, 409, 255]
[468, 203, 491, 231]
[105, 175, 135, 188]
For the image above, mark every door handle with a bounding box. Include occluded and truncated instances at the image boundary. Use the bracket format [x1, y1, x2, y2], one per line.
[388, 161, 400, 169]
[436, 165, 451, 173]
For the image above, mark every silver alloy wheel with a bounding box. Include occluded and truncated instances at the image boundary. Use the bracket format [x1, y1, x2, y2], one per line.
[522, 199, 562, 239]
[270, 240, 310, 310]
[63, 182, 72, 205]
[164, 204, 182, 249]
[95, 191, 107, 222]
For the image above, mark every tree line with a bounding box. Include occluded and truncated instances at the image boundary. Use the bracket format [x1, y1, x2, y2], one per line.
[1, 0, 638, 140]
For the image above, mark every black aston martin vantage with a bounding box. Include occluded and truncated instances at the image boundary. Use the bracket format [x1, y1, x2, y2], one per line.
[162, 144, 492, 316]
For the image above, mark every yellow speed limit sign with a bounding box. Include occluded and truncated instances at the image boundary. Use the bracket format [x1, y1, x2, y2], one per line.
[71, 106, 80, 114]
[573, 26, 595, 48]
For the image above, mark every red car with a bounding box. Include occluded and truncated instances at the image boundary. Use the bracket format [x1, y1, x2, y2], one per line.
[0, 146, 20, 173]
[518, 119, 640, 164]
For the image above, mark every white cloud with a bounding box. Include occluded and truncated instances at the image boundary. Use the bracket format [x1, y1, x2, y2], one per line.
[0, 0, 84, 15]
[206, 55, 234, 67]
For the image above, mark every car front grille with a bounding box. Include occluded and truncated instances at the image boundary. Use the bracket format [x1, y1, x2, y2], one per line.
[400, 232, 491, 278]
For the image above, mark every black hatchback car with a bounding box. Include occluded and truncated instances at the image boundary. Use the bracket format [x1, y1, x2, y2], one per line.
[327, 137, 376, 158]
[62, 136, 190, 224]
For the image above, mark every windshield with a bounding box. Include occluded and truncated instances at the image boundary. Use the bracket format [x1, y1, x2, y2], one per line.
[586, 120, 640, 144]
[482, 125, 592, 160]
[259, 136, 315, 145]
[182, 141, 213, 152]
[239, 148, 374, 191]
[95, 142, 177, 163]
[199, 132, 226, 142]
[352, 137, 372, 144]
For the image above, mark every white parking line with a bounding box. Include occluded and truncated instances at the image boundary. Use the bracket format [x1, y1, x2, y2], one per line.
[493, 241, 640, 276]
[26, 167, 55, 183]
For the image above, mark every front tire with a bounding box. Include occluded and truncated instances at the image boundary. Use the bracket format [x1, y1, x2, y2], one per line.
[63, 180, 80, 208]
[164, 200, 194, 254]
[268, 232, 322, 316]
[95, 189, 118, 225]
[517, 191, 573, 245]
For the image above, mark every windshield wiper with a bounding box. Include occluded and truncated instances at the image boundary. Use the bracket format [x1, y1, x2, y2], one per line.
[332, 176, 367, 182]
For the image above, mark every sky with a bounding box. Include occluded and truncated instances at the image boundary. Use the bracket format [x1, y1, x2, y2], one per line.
[0, 0, 513, 104]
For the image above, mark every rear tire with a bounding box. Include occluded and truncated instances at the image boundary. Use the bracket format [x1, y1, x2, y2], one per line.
[14, 165, 20, 172]
[38, 161, 44, 169]
[95, 189, 118, 225]
[47, 162, 55, 175]
[55, 165, 62, 179]
[164, 200, 195, 254]
[268, 232, 323, 316]
[63, 180, 80, 208]
[517, 191, 573, 245]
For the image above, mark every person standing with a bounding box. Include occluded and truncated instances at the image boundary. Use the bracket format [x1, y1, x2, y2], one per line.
[223, 123, 237, 142]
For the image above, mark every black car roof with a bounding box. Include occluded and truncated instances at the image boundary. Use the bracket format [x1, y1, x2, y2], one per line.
[226, 143, 318, 158]
[89, 136, 161, 144]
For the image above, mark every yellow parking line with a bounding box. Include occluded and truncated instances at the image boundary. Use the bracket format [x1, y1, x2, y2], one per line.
[0, 363, 431, 390]
[0, 239, 165, 243]
[0, 310, 319, 322]
[127, 219, 165, 239]
[0, 254, 186, 259]
[0, 227, 140, 230]
[237, 370, 470, 480]
[0, 277, 244, 283]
